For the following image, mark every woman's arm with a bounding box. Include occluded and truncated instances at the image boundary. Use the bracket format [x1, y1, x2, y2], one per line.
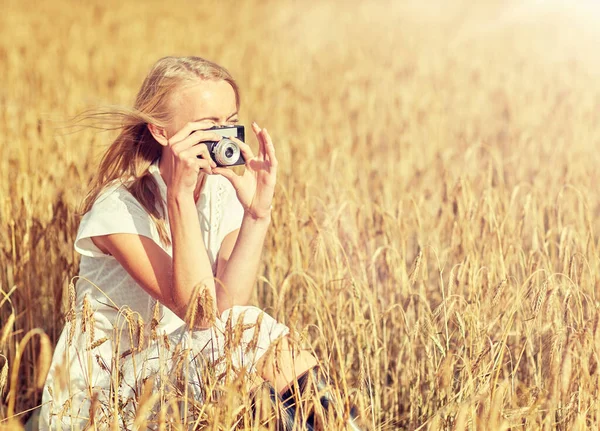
[92, 123, 276, 321]
[215, 214, 270, 310]
[93, 125, 225, 328]
[167, 191, 217, 317]
[212, 122, 278, 310]
[92, 219, 216, 327]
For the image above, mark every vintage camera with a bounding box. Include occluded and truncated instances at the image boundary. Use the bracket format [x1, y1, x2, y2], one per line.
[201, 125, 245, 167]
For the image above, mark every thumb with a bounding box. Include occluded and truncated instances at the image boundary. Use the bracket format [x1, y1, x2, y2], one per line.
[213, 167, 240, 187]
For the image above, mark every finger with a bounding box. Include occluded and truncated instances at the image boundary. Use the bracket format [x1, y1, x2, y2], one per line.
[170, 123, 221, 147]
[212, 167, 241, 187]
[169, 122, 209, 145]
[261, 128, 277, 167]
[171, 130, 221, 152]
[253, 122, 267, 159]
[255, 127, 270, 163]
[181, 144, 217, 168]
[196, 159, 214, 175]
[228, 136, 255, 162]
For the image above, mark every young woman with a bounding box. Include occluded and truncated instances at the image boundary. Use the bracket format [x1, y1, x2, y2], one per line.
[39, 56, 362, 430]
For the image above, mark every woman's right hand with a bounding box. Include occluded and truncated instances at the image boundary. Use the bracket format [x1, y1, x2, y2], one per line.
[159, 122, 222, 197]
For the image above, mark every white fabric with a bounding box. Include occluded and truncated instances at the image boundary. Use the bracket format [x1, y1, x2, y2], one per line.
[39, 159, 289, 430]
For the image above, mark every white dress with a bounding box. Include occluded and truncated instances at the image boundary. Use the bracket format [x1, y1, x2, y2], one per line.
[40, 159, 289, 430]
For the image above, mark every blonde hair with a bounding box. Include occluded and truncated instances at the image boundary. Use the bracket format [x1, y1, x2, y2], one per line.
[78, 56, 240, 247]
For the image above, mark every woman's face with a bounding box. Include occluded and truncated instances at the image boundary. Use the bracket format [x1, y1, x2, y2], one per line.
[164, 79, 238, 138]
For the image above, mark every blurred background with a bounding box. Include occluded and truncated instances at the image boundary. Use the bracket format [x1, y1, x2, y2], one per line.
[1, 0, 600, 429]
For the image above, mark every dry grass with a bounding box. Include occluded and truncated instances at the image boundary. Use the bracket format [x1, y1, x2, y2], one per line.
[2, 0, 600, 429]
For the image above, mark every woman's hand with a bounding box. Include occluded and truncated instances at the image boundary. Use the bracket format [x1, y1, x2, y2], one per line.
[213, 122, 277, 220]
[159, 123, 222, 197]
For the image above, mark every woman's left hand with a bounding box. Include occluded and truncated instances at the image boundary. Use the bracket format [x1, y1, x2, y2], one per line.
[213, 122, 277, 220]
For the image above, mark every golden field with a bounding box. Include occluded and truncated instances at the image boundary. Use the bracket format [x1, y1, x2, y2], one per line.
[2, 0, 600, 429]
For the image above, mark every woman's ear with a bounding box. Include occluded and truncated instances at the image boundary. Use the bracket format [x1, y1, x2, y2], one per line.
[147, 123, 169, 146]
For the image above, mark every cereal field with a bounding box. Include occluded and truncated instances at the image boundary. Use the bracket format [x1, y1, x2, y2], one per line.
[2, 0, 600, 429]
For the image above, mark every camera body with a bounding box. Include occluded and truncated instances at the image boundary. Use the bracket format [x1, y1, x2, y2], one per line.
[202, 125, 245, 167]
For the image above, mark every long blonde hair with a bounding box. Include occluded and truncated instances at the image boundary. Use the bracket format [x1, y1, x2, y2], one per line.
[79, 56, 240, 247]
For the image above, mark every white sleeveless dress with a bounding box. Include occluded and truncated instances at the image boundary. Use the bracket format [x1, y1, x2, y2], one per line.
[39, 159, 289, 430]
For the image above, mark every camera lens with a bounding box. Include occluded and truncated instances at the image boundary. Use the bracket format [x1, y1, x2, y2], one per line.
[214, 138, 240, 166]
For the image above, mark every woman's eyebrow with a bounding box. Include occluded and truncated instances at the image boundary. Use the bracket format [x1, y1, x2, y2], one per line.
[193, 112, 238, 122]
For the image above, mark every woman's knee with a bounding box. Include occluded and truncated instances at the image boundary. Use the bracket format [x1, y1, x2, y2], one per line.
[254, 335, 318, 391]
